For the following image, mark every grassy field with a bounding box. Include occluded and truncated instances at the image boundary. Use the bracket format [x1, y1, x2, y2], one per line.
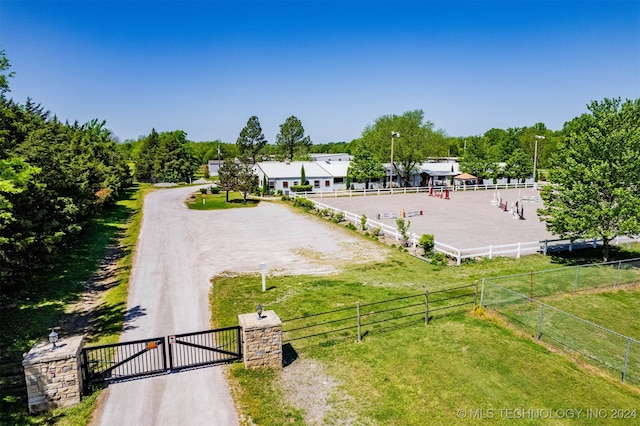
[186, 190, 259, 210]
[0, 184, 150, 425]
[211, 228, 640, 425]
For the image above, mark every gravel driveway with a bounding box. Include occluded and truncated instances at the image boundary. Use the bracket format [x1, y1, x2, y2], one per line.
[93, 186, 387, 426]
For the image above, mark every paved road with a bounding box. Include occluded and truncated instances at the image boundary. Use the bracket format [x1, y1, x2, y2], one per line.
[94, 186, 386, 425]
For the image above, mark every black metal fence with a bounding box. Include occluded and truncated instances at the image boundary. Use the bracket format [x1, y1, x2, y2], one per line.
[282, 283, 478, 345]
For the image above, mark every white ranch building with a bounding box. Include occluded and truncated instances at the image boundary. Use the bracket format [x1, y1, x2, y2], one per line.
[254, 158, 468, 194]
[254, 161, 346, 194]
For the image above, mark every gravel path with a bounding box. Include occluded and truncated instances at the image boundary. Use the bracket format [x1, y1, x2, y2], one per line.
[93, 186, 388, 425]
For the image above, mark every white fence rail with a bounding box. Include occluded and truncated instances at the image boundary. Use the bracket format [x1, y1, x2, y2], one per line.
[292, 192, 640, 265]
[299, 182, 539, 199]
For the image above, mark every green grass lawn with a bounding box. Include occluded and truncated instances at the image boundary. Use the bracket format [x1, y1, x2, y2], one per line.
[186, 191, 259, 210]
[212, 240, 640, 425]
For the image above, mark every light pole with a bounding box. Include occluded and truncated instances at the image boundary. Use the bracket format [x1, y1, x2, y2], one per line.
[390, 132, 399, 189]
[533, 135, 545, 182]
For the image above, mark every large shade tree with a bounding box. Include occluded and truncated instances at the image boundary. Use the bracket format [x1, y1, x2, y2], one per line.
[362, 110, 444, 187]
[537, 98, 640, 261]
[275, 115, 311, 160]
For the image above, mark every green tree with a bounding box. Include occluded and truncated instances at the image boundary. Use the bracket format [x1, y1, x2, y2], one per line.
[503, 148, 532, 183]
[0, 49, 14, 96]
[236, 163, 258, 203]
[136, 129, 160, 182]
[237, 116, 267, 164]
[276, 116, 311, 160]
[459, 136, 495, 182]
[537, 98, 640, 261]
[361, 110, 441, 187]
[217, 159, 239, 202]
[347, 140, 386, 189]
[154, 130, 197, 182]
[300, 165, 306, 185]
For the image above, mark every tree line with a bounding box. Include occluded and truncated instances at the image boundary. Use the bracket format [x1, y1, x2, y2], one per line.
[0, 52, 132, 289]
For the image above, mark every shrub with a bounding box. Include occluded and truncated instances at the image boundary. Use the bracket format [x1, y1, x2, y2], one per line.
[281, 195, 291, 202]
[332, 212, 345, 223]
[210, 186, 220, 194]
[199, 187, 208, 194]
[293, 197, 314, 210]
[418, 234, 435, 256]
[345, 222, 357, 231]
[277, 189, 283, 196]
[360, 214, 367, 231]
[291, 185, 313, 193]
[395, 218, 411, 246]
[372, 227, 382, 237]
[431, 252, 447, 266]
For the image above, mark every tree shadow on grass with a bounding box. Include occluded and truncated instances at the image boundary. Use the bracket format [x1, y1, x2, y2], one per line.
[549, 245, 639, 267]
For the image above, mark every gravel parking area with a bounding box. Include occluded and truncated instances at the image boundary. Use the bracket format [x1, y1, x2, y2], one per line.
[310, 188, 556, 249]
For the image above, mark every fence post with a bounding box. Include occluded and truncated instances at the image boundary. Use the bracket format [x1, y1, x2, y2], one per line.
[543, 239, 548, 255]
[456, 249, 461, 266]
[622, 338, 631, 382]
[356, 302, 361, 343]
[425, 290, 430, 325]
[615, 261, 622, 288]
[489, 245, 493, 259]
[517, 242, 521, 259]
[536, 304, 545, 340]
[473, 281, 478, 306]
[480, 278, 486, 306]
[573, 267, 580, 293]
[530, 268, 534, 302]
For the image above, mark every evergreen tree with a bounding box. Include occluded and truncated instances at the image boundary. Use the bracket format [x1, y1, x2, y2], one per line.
[276, 116, 311, 160]
[236, 116, 267, 163]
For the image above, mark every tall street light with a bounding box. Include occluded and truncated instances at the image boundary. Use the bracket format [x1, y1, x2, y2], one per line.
[390, 131, 399, 189]
[534, 135, 545, 182]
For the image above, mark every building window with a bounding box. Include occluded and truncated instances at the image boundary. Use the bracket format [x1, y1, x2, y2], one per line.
[334, 177, 344, 183]
[314, 180, 320, 188]
[283, 181, 289, 188]
[294, 181, 299, 186]
[325, 180, 330, 187]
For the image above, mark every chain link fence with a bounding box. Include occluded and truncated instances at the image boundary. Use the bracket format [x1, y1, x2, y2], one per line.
[480, 258, 640, 386]
[484, 257, 640, 299]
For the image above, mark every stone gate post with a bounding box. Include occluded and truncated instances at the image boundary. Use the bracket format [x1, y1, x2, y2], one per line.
[238, 310, 282, 369]
[22, 335, 84, 413]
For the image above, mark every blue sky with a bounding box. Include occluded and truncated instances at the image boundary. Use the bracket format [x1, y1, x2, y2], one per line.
[1, 1, 639, 143]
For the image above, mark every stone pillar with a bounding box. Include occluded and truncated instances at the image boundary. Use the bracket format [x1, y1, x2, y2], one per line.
[238, 310, 282, 369]
[22, 335, 84, 413]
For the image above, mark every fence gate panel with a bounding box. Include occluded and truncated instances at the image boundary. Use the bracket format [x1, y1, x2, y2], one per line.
[168, 326, 242, 370]
[82, 336, 167, 387]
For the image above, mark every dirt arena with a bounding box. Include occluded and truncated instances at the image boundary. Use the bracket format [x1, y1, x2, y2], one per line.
[311, 188, 556, 249]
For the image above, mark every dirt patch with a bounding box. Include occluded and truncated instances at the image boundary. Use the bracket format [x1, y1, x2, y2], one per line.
[281, 358, 367, 425]
[58, 244, 123, 340]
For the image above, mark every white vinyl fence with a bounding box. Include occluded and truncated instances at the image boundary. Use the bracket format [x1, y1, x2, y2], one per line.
[291, 191, 640, 265]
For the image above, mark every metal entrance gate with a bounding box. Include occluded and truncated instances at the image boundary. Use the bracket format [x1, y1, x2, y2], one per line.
[82, 336, 167, 388]
[82, 326, 242, 390]
[168, 326, 243, 370]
